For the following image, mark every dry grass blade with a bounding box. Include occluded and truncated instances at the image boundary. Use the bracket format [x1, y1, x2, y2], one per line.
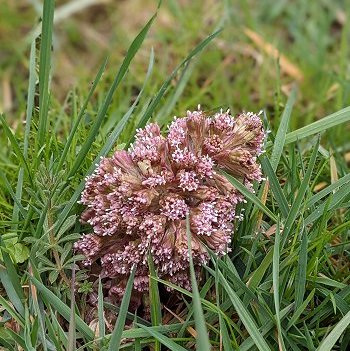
[329, 149, 339, 188]
[163, 306, 197, 338]
[244, 28, 304, 82]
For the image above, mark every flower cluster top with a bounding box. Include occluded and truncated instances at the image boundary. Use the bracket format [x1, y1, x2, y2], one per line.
[74, 108, 265, 296]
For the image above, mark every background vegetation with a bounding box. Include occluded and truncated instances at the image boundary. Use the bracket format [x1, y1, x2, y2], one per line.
[0, 0, 349, 350]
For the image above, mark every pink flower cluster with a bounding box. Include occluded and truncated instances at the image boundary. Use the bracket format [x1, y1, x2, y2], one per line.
[74, 108, 265, 297]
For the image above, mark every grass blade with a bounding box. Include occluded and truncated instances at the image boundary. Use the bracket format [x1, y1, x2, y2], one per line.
[316, 310, 350, 351]
[307, 173, 350, 208]
[28, 264, 48, 351]
[215, 262, 235, 351]
[56, 57, 108, 171]
[186, 215, 211, 351]
[67, 266, 76, 351]
[287, 289, 315, 330]
[37, 0, 55, 151]
[221, 171, 277, 222]
[97, 48, 154, 158]
[48, 307, 68, 349]
[108, 267, 136, 351]
[217, 269, 271, 351]
[98, 275, 105, 345]
[2, 328, 26, 349]
[76, 324, 186, 351]
[127, 28, 222, 145]
[155, 60, 195, 124]
[247, 248, 273, 289]
[24, 40, 36, 158]
[30, 276, 94, 341]
[0, 236, 25, 315]
[11, 40, 37, 231]
[239, 304, 294, 351]
[295, 230, 308, 310]
[260, 155, 289, 218]
[305, 183, 350, 226]
[281, 136, 320, 248]
[137, 324, 188, 351]
[0, 114, 32, 183]
[68, 12, 157, 177]
[270, 86, 297, 170]
[148, 255, 162, 351]
[0, 170, 27, 218]
[55, 48, 154, 232]
[272, 217, 286, 350]
[284, 106, 350, 145]
[0, 295, 25, 328]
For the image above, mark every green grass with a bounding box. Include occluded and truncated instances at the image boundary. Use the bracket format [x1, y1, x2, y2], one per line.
[0, 0, 350, 350]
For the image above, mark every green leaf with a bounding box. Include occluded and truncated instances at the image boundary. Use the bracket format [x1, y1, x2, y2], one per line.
[56, 215, 76, 239]
[55, 48, 154, 233]
[128, 28, 222, 145]
[0, 237, 25, 315]
[186, 215, 211, 351]
[98, 276, 105, 346]
[221, 171, 278, 222]
[272, 217, 286, 350]
[148, 255, 162, 351]
[67, 267, 76, 351]
[0, 295, 25, 328]
[307, 173, 350, 208]
[7, 242, 30, 264]
[281, 136, 320, 248]
[0, 115, 32, 183]
[316, 310, 350, 351]
[287, 289, 315, 330]
[217, 269, 271, 351]
[295, 230, 308, 310]
[270, 86, 296, 170]
[30, 276, 94, 341]
[284, 106, 350, 145]
[56, 58, 108, 172]
[260, 155, 289, 218]
[108, 267, 136, 351]
[137, 324, 188, 351]
[305, 183, 350, 225]
[37, 0, 55, 151]
[239, 304, 294, 351]
[68, 12, 157, 177]
[215, 262, 235, 351]
[247, 248, 273, 289]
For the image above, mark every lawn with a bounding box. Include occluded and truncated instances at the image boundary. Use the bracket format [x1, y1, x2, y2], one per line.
[0, 0, 349, 350]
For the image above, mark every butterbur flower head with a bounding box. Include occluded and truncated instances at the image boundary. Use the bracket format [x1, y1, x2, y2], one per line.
[75, 107, 265, 299]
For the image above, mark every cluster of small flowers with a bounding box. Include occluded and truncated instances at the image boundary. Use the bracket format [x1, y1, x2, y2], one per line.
[74, 107, 265, 298]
